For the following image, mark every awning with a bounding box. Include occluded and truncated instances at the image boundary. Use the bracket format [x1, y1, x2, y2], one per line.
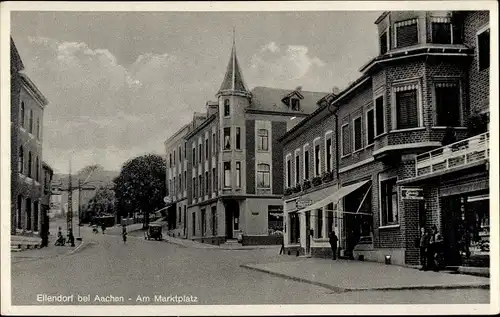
[298, 180, 370, 214]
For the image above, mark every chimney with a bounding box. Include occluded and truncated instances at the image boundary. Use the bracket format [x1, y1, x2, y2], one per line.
[206, 101, 218, 117]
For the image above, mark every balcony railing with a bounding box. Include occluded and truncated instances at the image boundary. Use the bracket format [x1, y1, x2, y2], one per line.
[415, 132, 489, 177]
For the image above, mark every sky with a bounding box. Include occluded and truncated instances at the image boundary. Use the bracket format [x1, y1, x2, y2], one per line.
[11, 10, 381, 173]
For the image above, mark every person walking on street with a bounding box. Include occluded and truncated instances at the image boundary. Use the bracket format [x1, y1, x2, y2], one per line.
[418, 227, 430, 271]
[279, 238, 285, 255]
[122, 225, 127, 244]
[329, 231, 338, 260]
[101, 223, 106, 234]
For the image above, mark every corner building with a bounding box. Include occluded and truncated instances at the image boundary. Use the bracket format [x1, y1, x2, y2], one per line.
[282, 11, 490, 266]
[165, 39, 328, 245]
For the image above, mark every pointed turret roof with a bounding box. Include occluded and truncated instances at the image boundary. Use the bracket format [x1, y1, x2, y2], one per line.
[217, 31, 251, 98]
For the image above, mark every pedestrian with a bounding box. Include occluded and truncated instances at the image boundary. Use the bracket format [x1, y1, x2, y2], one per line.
[279, 238, 285, 255]
[101, 223, 106, 234]
[329, 231, 338, 260]
[428, 225, 444, 272]
[418, 227, 430, 271]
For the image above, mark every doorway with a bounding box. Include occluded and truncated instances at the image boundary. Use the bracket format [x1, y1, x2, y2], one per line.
[305, 211, 311, 256]
[224, 200, 239, 239]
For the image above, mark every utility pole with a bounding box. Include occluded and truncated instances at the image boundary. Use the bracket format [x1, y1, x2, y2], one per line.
[78, 178, 82, 240]
[67, 158, 75, 246]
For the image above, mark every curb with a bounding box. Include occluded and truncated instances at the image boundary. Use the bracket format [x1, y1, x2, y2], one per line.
[240, 264, 490, 293]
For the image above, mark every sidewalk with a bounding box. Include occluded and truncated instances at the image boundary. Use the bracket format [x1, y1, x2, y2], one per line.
[11, 237, 85, 263]
[164, 235, 281, 250]
[241, 257, 490, 292]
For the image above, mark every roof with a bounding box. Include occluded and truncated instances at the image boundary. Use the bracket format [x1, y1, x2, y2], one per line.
[10, 37, 24, 73]
[375, 11, 390, 24]
[42, 161, 54, 174]
[217, 40, 251, 97]
[164, 124, 191, 146]
[250, 86, 329, 115]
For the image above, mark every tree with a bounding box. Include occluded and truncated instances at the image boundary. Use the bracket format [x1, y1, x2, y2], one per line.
[83, 186, 115, 222]
[113, 154, 166, 228]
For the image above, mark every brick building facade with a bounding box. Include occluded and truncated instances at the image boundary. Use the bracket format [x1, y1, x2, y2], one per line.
[11, 37, 49, 237]
[164, 38, 328, 245]
[281, 10, 491, 266]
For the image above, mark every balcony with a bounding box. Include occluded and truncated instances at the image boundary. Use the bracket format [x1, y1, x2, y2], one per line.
[415, 132, 489, 177]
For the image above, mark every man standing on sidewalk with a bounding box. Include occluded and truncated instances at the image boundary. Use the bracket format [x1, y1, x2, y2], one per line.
[329, 231, 338, 260]
[418, 227, 430, 271]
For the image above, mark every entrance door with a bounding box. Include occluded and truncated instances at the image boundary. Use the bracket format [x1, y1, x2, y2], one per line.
[442, 195, 463, 266]
[224, 200, 240, 239]
[305, 211, 311, 256]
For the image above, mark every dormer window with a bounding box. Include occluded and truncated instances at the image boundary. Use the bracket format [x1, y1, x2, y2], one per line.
[380, 30, 388, 55]
[291, 98, 300, 111]
[431, 17, 452, 44]
[394, 19, 419, 48]
[224, 99, 230, 117]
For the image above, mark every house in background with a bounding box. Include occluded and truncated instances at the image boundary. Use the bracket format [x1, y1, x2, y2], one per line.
[164, 38, 328, 245]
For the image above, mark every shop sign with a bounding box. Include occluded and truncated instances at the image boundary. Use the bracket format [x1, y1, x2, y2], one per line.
[296, 199, 313, 210]
[401, 187, 424, 200]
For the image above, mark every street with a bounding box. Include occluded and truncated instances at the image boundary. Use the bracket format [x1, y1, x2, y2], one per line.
[11, 224, 489, 305]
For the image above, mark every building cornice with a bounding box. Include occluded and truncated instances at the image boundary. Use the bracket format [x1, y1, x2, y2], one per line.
[359, 44, 473, 73]
[18, 72, 48, 107]
[244, 108, 310, 117]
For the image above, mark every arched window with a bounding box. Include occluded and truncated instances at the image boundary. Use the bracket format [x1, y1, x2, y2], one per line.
[224, 99, 230, 117]
[20, 102, 25, 128]
[257, 129, 269, 151]
[28, 151, 32, 178]
[18, 146, 24, 174]
[257, 163, 271, 188]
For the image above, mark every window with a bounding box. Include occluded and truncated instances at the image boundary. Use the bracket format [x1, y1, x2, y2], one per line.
[286, 158, 291, 187]
[289, 212, 300, 244]
[178, 206, 182, 224]
[381, 178, 399, 226]
[257, 163, 270, 188]
[295, 154, 300, 185]
[179, 173, 182, 193]
[18, 146, 24, 174]
[173, 177, 176, 195]
[316, 209, 323, 238]
[380, 31, 388, 54]
[205, 139, 209, 159]
[199, 175, 203, 197]
[36, 118, 41, 139]
[205, 171, 209, 194]
[314, 144, 321, 176]
[28, 110, 34, 134]
[184, 171, 187, 191]
[375, 96, 385, 136]
[211, 206, 217, 236]
[291, 98, 300, 111]
[198, 144, 202, 163]
[326, 138, 332, 171]
[257, 129, 269, 151]
[212, 168, 216, 193]
[36, 157, 39, 181]
[223, 162, 231, 188]
[224, 99, 230, 117]
[193, 177, 197, 198]
[341, 124, 350, 156]
[432, 21, 452, 44]
[478, 27, 490, 71]
[435, 82, 461, 127]
[236, 162, 241, 188]
[353, 117, 362, 151]
[304, 149, 310, 180]
[395, 88, 419, 129]
[366, 109, 375, 145]
[179, 146, 182, 161]
[212, 133, 216, 154]
[184, 143, 187, 159]
[26, 198, 32, 231]
[173, 150, 176, 165]
[235, 127, 241, 150]
[28, 151, 32, 178]
[395, 19, 418, 48]
[224, 128, 231, 150]
[20, 102, 25, 128]
[192, 147, 196, 164]
[169, 154, 172, 168]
